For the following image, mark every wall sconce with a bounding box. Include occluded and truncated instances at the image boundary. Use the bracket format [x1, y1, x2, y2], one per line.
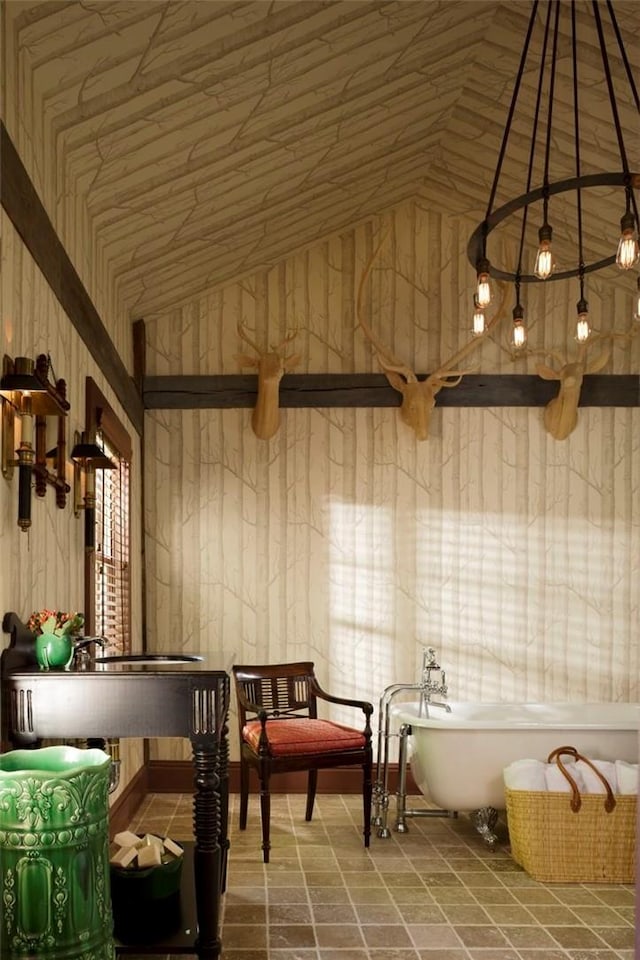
[71, 430, 115, 549]
[0, 355, 70, 531]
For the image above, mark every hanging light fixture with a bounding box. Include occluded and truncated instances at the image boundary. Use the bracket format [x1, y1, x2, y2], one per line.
[71, 430, 116, 550]
[0, 355, 69, 530]
[467, 0, 639, 349]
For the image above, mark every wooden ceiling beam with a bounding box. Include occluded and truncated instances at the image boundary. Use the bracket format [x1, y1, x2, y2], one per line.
[0, 122, 144, 435]
[143, 373, 639, 410]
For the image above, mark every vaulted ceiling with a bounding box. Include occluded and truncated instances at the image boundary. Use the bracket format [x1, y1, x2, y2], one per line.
[2, 0, 639, 319]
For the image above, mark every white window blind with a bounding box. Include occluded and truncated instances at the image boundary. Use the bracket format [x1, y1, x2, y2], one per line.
[94, 434, 130, 654]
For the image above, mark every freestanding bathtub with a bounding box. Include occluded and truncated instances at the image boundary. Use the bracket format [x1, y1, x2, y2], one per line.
[391, 701, 639, 812]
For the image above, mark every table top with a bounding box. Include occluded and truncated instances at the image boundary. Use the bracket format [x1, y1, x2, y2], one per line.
[5, 667, 230, 741]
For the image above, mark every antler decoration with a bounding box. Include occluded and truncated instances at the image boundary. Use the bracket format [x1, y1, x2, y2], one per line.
[529, 326, 639, 440]
[234, 321, 300, 440]
[357, 234, 508, 440]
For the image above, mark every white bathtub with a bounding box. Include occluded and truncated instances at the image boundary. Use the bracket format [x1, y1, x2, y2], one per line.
[391, 701, 639, 811]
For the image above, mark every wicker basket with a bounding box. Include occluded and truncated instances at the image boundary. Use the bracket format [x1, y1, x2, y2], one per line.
[505, 746, 637, 883]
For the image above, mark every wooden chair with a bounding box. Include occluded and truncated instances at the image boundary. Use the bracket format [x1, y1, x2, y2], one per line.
[232, 661, 373, 862]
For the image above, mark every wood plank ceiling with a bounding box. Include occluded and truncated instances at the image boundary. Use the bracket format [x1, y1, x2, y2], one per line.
[2, 0, 639, 320]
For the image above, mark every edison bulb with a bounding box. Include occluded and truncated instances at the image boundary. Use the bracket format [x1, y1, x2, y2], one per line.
[575, 297, 590, 343]
[534, 224, 555, 279]
[475, 257, 492, 307]
[472, 303, 485, 336]
[512, 321, 527, 349]
[616, 212, 639, 270]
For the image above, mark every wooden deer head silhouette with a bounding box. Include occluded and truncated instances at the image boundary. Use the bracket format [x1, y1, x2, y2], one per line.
[535, 346, 609, 440]
[532, 327, 637, 440]
[356, 236, 508, 440]
[235, 322, 300, 440]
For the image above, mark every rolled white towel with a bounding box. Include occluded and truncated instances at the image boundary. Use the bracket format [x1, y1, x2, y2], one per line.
[615, 760, 639, 795]
[503, 759, 547, 791]
[545, 760, 585, 793]
[575, 759, 618, 795]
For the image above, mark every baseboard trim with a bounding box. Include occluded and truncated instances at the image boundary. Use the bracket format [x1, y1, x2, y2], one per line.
[108, 765, 149, 838]
[147, 760, 419, 795]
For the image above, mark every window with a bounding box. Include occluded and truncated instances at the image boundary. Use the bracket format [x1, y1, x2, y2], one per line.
[94, 436, 130, 652]
[84, 379, 132, 655]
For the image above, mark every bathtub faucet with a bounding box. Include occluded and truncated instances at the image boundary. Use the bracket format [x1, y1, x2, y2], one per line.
[419, 647, 451, 715]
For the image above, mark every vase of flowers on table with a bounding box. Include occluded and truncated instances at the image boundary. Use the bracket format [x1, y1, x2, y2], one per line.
[28, 608, 85, 670]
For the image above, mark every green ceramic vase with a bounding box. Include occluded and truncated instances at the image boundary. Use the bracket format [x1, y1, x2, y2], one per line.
[35, 632, 73, 670]
[0, 745, 115, 959]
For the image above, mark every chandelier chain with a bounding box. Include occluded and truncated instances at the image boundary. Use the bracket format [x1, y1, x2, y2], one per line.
[604, 0, 639, 111]
[516, 0, 553, 283]
[542, 3, 561, 201]
[571, 1, 585, 280]
[484, 0, 539, 225]
[593, 1, 633, 174]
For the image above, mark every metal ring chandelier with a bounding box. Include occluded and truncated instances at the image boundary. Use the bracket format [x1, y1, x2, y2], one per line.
[466, 0, 639, 348]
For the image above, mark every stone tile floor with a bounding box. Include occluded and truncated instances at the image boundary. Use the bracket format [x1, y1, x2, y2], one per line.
[127, 792, 636, 960]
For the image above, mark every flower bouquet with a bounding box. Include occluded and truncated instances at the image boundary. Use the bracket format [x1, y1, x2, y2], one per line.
[28, 609, 85, 637]
[28, 609, 85, 670]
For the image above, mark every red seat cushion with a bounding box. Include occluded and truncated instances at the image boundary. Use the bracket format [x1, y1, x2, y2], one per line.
[242, 718, 366, 756]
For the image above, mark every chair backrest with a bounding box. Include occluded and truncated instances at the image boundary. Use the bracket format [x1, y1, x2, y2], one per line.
[232, 662, 318, 733]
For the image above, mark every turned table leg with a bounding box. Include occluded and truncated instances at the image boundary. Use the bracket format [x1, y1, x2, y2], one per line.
[192, 740, 222, 959]
[190, 675, 230, 960]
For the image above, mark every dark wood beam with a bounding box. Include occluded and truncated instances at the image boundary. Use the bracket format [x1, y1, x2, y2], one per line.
[132, 319, 146, 394]
[4, 121, 637, 423]
[0, 122, 143, 435]
[143, 372, 639, 410]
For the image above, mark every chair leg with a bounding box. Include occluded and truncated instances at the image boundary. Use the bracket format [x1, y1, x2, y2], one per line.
[305, 769, 317, 822]
[259, 775, 271, 863]
[362, 758, 372, 848]
[239, 758, 249, 830]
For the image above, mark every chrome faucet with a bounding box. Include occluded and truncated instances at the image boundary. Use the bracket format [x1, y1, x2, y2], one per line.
[419, 647, 451, 715]
[72, 636, 107, 670]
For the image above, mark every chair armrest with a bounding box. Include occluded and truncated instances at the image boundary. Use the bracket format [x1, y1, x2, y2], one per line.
[309, 678, 373, 720]
[236, 689, 270, 754]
